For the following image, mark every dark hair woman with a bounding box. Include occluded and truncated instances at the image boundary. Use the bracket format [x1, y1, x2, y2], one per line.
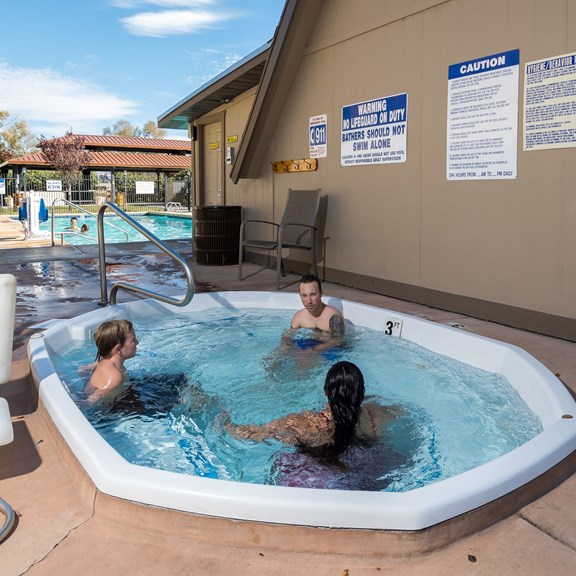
[323, 361, 365, 455]
[225, 361, 396, 458]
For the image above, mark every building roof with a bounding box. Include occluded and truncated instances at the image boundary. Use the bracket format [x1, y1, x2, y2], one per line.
[4, 150, 191, 172]
[158, 42, 272, 130]
[0, 134, 192, 173]
[231, 0, 323, 182]
[78, 134, 191, 153]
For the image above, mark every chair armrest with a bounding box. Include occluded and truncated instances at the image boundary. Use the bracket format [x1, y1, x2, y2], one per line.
[240, 219, 279, 241]
[278, 223, 318, 247]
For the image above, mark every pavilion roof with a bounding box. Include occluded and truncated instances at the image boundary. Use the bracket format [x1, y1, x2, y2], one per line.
[0, 134, 191, 172]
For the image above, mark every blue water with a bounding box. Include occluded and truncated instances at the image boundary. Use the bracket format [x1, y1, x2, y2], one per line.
[54, 309, 543, 492]
[40, 213, 192, 244]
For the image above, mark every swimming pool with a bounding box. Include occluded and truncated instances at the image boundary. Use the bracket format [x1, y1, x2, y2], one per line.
[41, 213, 192, 244]
[28, 292, 576, 531]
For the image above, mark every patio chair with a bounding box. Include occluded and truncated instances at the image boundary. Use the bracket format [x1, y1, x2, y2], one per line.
[238, 188, 321, 290]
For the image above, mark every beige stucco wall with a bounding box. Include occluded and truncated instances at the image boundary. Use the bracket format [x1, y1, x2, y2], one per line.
[234, 0, 576, 322]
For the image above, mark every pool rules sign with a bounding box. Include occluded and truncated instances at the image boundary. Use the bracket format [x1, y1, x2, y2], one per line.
[447, 49, 519, 180]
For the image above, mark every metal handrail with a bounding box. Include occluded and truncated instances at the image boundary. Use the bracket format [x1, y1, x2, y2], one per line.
[97, 202, 195, 307]
[50, 198, 129, 245]
[0, 496, 15, 542]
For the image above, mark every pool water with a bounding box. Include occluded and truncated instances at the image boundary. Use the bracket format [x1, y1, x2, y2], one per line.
[54, 308, 543, 492]
[41, 213, 192, 244]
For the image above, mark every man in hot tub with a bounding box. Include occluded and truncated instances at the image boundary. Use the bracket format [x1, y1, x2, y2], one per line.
[280, 275, 346, 360]
[291, 274, 345, 333]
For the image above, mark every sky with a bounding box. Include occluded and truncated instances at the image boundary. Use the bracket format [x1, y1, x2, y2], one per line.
[0, 0, 285, 141]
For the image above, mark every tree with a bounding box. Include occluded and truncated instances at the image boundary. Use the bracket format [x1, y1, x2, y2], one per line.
[38, 131, 91, 201]
[142, 120, 166, 139]
[103, 119, 138, 138]
[0, 111, 38, 162]
[103, 119, 166, 139]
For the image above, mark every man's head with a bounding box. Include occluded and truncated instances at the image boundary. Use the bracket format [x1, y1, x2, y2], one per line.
[299, 274, 322, 293]
[298, 274, 323, 316]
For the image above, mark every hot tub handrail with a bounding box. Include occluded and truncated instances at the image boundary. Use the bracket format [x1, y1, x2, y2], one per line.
[97, 202, 195, 307]
[50, 198, 129, 245]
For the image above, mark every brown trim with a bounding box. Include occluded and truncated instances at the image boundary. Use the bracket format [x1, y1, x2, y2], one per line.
[231, 0, 324, 183]
[158, 44, 270, 130]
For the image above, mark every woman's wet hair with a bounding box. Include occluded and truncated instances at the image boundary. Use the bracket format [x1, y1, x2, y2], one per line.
[300, 361, 365, 460]
[324, 361, 365, 455]
[94, 319, 134, 361]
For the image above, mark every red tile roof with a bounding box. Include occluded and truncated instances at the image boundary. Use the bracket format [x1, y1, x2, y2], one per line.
[1, 134, 192, 172]
[5, 150, 191, 172]
[78, 134, 191, 152]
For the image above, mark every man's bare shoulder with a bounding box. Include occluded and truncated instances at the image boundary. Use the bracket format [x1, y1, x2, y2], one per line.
[291, 308, 311, 329]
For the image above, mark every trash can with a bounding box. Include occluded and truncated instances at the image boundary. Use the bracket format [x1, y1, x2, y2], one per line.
[194, 205, 242, 265]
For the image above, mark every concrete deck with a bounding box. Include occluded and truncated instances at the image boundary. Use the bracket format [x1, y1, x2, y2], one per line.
[1, 240, 575, 575]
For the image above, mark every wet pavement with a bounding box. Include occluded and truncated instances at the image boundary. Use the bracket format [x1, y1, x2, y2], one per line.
[1, 239, 576, 575]
[1, 240, 207, 349]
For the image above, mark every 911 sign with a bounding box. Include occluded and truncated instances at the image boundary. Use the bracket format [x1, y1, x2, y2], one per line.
[310, 124, 326, 146]
[309, 114, 327, 158]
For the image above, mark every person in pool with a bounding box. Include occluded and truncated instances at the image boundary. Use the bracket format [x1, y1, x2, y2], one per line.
[290, 274, 345, 334]
[81, 223, 89, 233]
[273, 275, 346, 364]
[66, 217, 79, 231]
[82, 319, 186, 414]
[84, 319, 139, 401]
[225, 361, 399, 456]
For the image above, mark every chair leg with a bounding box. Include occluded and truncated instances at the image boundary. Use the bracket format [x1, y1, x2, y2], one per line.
[238, 242, 243, 280]
[311, 235, 318, 278]
[276, 249, 282, 290]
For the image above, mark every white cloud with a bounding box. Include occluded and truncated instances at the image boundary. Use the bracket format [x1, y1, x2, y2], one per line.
[0, 62, 138, 137]
[185, 49, 242, 89]
[120, 9, 231, 37]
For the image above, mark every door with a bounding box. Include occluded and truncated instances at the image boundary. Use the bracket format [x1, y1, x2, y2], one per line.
[202, 121, 222, 205]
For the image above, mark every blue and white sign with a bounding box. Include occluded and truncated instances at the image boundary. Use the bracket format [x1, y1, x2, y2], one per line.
[341, 93, 407, 166]
[524, 52, 576, 151]
[309, 114, 327, 158]
[0, 178, 5, 195]
[447, 49, 519, 180]
[46, 179, 62, 191]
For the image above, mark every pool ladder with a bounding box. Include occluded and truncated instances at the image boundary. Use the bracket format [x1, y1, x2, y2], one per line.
[96, 202, 195, 307]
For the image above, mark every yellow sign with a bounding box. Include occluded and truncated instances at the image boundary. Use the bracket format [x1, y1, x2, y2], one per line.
[210, 142, 220, 150]
[227, 135, 238, 143]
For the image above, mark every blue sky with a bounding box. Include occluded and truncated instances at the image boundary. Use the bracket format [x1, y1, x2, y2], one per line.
[0, 0, 285, 140]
